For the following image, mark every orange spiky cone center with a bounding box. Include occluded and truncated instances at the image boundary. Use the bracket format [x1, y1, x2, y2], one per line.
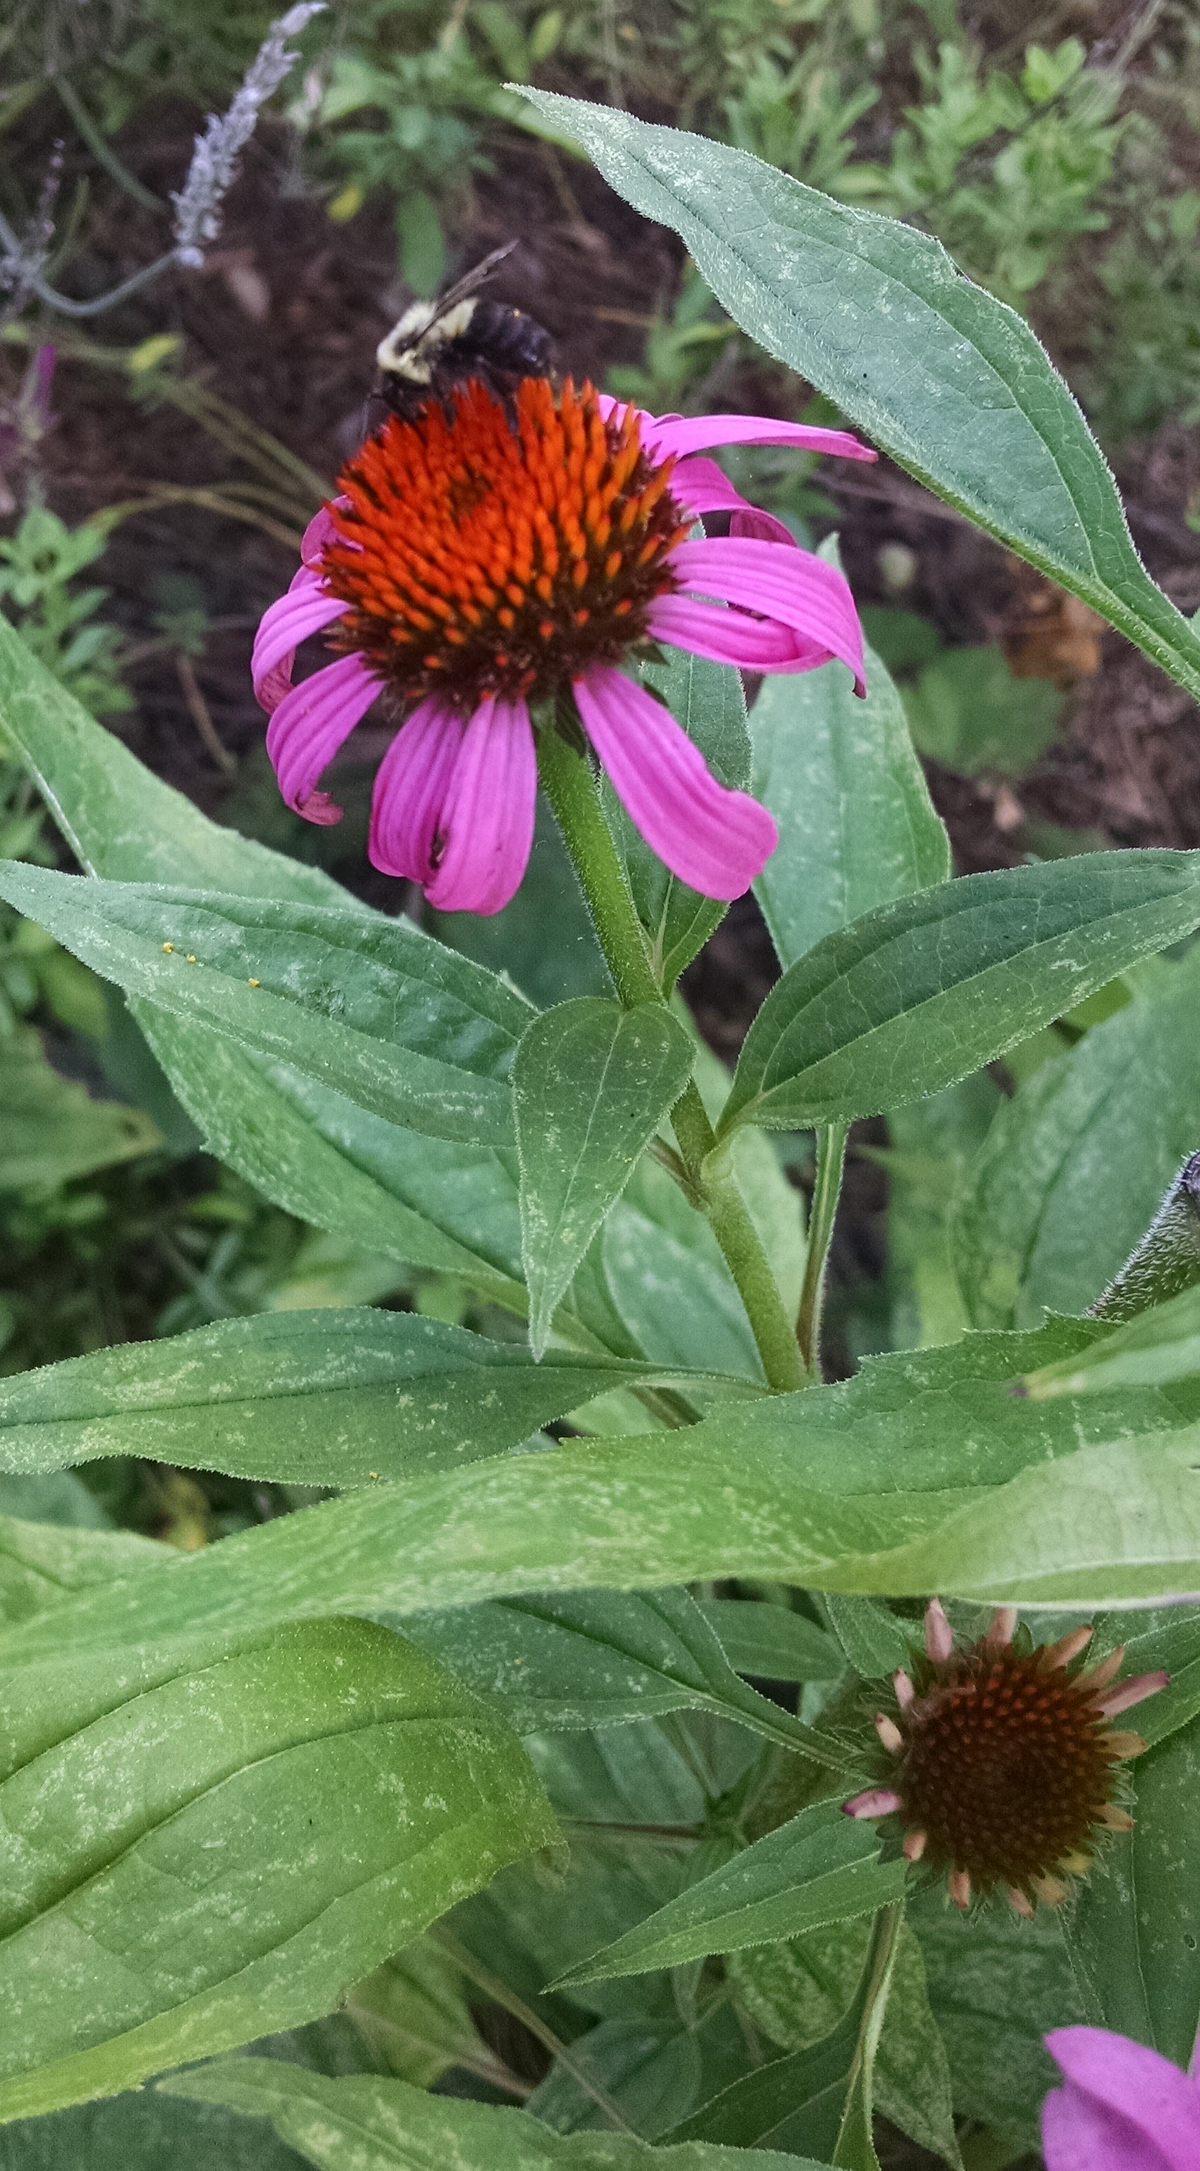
[319, 377, 688, 710]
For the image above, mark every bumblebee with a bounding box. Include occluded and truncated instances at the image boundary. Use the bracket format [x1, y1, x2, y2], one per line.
[374, 243, 553, 423]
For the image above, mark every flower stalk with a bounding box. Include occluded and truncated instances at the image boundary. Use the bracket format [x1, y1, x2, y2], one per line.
[538, 721, 803, 1393]
[534, 722, 660, 1010]
[797, 1118, 848, 1381]
[832, 1899, 904, 2170]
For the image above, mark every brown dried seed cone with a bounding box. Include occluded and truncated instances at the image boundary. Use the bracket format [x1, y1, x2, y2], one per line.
[844, 1607, 1167, 1911]
[898, 1643, 1127, 1888]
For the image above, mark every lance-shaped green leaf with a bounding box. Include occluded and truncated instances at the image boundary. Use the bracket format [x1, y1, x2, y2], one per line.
[0, 1512, 160, 1631]
[405, 1589, 851, 1769]
[821, 1596, 911, 1682]
[700, 1600, 838, 1685]
[0, 1310, 744, 1491]
[0, 1028, 160, 1193]
[516, 998, 694, 1357]
[956, 947, 1200, 1328]
[1025, 1286, 1200, 1402]
[525, 2013, 703, 2141]
[557, 1802, 902, 1986]
[719, 854, 1200, 1137]
[4, 1318, 1199, 1721]
[665, 1970, 870, 2158]
[845, 1418, 1200, 1605]
[0, 2087, 313, 2169]
[514, 94, 1200, 709]
[0, 866, 531, 1149]
[151, 1031, 530, 1300]
[348, 1937, 501, 2090]
[163, 2059, 837, 2169]
[1066, 1709, 1200, 2069]
[751, 634, 949, 971]
[0, 621, 529, 1290]
[909, 1893, 1080, 2140]
[0, 1617, 554, 2124]
[732, 1919, 960, 2171]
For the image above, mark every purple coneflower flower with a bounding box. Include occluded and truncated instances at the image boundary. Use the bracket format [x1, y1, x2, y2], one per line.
[251, 376, 873, 913]
[1043, 2026, 1200, 2170]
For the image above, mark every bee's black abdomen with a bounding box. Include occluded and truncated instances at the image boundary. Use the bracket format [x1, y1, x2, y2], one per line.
[462, 300, 554, 381]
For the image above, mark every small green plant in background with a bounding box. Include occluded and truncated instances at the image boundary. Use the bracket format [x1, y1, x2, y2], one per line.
[313, 41, 500, 295]
[856, 36, 1122, 303]
[0, 508, 132, 718]
[0, 752, 111, 1037]
[605, 264, 739, 414]
[867, 622, 1066, 780]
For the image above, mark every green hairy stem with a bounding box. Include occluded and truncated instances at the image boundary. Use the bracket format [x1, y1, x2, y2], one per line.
[1089, 1151, 1200, 1323]
[537, 724, 803, 1392]
[797, 1120, 848, 1381]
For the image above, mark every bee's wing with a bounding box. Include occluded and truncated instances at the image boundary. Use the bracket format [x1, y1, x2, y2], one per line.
[426, 241, 518, 322]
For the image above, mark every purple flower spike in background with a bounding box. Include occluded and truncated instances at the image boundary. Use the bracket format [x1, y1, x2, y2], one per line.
[1043, 2026, 1200, 2171]
[251, 373, 873, 912]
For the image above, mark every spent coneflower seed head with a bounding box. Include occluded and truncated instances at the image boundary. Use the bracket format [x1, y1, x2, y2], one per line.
[844, 1599, 1167, 1916]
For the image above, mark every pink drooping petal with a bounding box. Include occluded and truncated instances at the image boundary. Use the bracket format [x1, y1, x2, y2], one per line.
[368, 696, 464, 882]
[300, 501, 349, 568]
[252, 577, 348, 713]
[842, 1788, 904, 1820]
[670, 535, 866, 692]
[924, 1598, 955, 1663]
[1096, 1671, 1170, 1717]
[645, 411, 875, 465]
[574, 665, 777, 901]
[671, 455, 798, 549]
[1042, 2085, 1177, 2171]
[594, 395, 873, 468]
[646, 593, 832, 673]
[251, 565, 323, 713]
[265, 652, 380, 823]
[1044, 2030, 1200, 2171]
[424, 695, 538, 916]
